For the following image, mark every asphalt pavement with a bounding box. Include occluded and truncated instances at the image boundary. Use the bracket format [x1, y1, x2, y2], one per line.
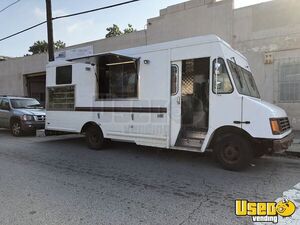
[0, 129, 299, 225]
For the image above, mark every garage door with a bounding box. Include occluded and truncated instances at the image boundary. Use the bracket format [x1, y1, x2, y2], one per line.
[26, 73, 46, 107]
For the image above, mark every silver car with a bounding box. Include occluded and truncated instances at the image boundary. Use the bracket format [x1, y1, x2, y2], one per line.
[0, 96, 46, 136]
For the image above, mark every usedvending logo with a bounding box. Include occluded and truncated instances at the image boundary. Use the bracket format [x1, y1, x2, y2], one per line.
[235, 198, 296, 223]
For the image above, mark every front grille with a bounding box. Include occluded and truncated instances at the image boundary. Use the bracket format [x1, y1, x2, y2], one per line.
[34, 115, 46, 122]
[279, 117, 291, 133]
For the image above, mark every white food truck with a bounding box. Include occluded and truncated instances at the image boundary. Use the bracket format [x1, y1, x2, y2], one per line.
[45, 35, 293, 170]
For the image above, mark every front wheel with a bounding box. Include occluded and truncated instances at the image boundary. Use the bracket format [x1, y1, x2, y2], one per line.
[10, 120, 23, 137]
[214, 134, 253, 171]
[85, 125, 104, 150]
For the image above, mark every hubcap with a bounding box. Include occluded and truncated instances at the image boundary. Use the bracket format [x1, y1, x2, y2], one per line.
[89, 130, 100, 144]
[12, 123, 21, 135]
[222, 144, 240, 164]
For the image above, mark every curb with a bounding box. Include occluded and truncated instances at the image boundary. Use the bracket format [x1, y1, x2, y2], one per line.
[285, 142, 300, 157]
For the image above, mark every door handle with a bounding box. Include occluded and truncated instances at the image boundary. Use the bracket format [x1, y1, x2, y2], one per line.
[234, 121, 250, 124]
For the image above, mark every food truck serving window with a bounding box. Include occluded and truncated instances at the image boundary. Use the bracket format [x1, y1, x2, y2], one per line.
[97, 54, 139, 99]
[69, 53, 139, 99]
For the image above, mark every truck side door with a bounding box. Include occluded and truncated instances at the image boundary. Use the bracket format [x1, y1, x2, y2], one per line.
[0, 98, 11, 128]
[0, 98, 3, 127]
[170, 62, 182, 146]
[209, 58, 242, 131]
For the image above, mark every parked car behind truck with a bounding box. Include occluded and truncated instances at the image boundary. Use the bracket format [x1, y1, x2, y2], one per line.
[45, 35, 293, 171]
[0, 96, 46, 136]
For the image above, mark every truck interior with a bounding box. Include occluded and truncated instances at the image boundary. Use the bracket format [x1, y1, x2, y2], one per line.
[177, 57, 210, 149]
[96, 53, 139, 99]
[70, 53, 139, 99]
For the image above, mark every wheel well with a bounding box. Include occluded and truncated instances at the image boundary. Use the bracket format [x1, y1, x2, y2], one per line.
[10, 117, 20, 126]
[208, 126, 254, 149]
[81, 122, 100, 134]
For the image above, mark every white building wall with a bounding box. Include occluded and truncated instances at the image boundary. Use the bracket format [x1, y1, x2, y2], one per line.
[233, 0, 300, 129]
[0, 54, 47, 96]
[146, 0, 233, 45]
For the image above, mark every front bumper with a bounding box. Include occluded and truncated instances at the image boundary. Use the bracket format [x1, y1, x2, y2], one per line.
[273, 132, 294, 153]
[21, 121, 45, 131]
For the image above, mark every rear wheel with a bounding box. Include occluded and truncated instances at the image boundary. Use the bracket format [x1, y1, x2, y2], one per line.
[85, 125, 104, 150]
[10, 120, 23, 137]
[214, 134, 253, 171]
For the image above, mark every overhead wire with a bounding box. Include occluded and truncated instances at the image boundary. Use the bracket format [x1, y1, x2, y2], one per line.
[52, 0, 140, 20]
[0, 21, 47, 42]
[0, 0, 21, 14]
[0, 0, 141, 42]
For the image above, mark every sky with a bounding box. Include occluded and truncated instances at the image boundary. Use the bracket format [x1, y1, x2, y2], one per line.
[0, 0, 272, 57]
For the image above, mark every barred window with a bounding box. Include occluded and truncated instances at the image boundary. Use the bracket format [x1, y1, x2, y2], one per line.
[279, 63, 300, 102]
[47, 86, 75, 111]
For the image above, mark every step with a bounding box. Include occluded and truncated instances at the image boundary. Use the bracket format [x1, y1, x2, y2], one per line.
[183, 131, 206, 139]
[177, 138, 204, 148]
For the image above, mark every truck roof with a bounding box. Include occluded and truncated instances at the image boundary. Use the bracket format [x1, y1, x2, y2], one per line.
[48, 34, 247, 66]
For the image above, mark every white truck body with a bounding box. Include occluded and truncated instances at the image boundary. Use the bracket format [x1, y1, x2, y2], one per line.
[45, 35, 293, 169]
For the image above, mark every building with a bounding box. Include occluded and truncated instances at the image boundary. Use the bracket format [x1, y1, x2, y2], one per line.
[0, 0, 300, 129]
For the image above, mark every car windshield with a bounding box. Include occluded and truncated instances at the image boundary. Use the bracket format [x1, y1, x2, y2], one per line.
[227, 60, 260, 98]
[10, 98, 42, 109]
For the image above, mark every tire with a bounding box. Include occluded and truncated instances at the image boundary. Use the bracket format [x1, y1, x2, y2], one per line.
[214, 134, 253, 171]
[10, 120, 23, 137]
[85, 125, 104, 150]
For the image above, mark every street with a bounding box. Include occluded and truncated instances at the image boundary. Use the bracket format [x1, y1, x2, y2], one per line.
[0, 129, 299, 225]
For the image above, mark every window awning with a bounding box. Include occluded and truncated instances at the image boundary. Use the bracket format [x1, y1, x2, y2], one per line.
[68, 53, 139, 66]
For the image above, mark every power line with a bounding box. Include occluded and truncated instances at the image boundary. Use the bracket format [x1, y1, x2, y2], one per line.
[53, 0, 140, 20]
[0, 0, 21, 14]
[0, 0, 141, 43]
[0, 21, 46, 42]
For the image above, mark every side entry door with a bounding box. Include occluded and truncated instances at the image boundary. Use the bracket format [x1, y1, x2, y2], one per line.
[0, 98, 11, 128]
[0, 98, 3, 127]
[170, 61, 182, 146]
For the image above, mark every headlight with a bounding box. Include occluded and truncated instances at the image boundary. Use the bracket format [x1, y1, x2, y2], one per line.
[270, 118, 281, 135]
[21, 115, 34, 121]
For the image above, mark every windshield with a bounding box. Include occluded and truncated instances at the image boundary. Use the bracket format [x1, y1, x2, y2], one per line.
[227, 60, 260, 98]
[10, 98, 42, 109]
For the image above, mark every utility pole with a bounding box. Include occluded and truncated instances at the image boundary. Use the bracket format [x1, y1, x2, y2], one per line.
[45, 0, 54, 62]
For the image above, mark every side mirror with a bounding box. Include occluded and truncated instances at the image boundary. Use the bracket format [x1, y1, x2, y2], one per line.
[214, 62, 221, 76]
[214, 59, 221, 94]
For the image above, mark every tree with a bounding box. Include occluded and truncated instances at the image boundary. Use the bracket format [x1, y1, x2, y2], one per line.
[105, 24, 136, 38]
[105, 24, 123, 38]
[124, 24, 136, 34]
[28, 40, 48, 54]
[28, 40, 66, 55]
[54, 40, 66, 50]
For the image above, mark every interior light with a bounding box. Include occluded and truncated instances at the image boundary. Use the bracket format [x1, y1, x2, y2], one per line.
[106, 61, 135, 66]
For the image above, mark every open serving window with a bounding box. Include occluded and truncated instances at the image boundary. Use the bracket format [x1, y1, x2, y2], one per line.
[70, 53, 140, 99]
